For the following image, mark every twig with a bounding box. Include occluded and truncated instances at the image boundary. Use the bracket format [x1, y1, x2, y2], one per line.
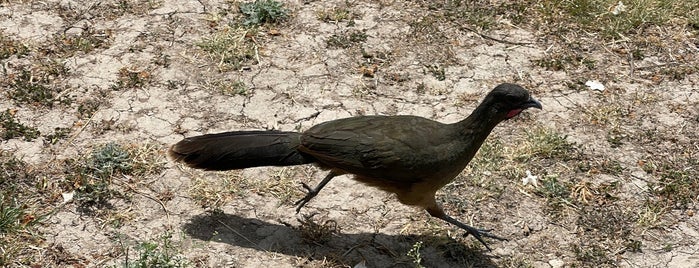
[118, 175, 170, 221]
[459, 25, 533, 46]
[216, 219, 267, 252]
[68, 111, 97, 144]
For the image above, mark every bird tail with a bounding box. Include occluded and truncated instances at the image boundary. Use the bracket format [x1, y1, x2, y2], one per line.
[168, 131, 315, 171]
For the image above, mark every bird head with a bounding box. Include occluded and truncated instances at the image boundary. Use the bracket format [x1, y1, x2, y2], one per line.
[481, 83, 542, 121]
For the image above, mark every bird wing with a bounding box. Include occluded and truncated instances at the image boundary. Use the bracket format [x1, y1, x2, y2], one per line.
[299, 115, 461, 183]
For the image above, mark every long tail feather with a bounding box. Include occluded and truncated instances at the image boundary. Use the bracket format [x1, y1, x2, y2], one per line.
[168, 131, 315, 171]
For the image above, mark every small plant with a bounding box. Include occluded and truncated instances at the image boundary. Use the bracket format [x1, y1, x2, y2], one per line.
[572, 243, 615, 266]
[0, 153, 44, 266]
[112, 67, 152, 90]
[128, 143, 167, 176]
[91, 142, 133, 178]
[636, 200, 666, 228]
[536, 175, 574, 218]
[316, 7, 354, 22]
[239, 0, 290, 26]
[426, 64, 446, 81]
[0, 33, 29, 60]
[407, 241, 425, 268]
[5, 67, 71, 107]
[44, 127, 72, 145]
[326, 30, 367, 48]
[49, 26, 111, 57]
[418, 1, 497, 30]
[0, 109, 41, 141]
[625, 239, 642, 253]
[533, 53, 595, 72]
[537, 176, 571, 201]
[209, 80, 249, 96]
[116, 232, 188, 268]
[70, 143, 132, 213]
[577, 205, 632, 239]
[64, 142, 165, 216]
[7, 70, 54, 104]
[645, 157, 699, 209]
[77, 97, 103, 118]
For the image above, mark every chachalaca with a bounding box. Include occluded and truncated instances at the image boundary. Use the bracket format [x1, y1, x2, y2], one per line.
[169, 83, 542, 250]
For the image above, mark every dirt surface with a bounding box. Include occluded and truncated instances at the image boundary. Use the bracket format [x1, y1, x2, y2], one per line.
[1, 0, 698, 267]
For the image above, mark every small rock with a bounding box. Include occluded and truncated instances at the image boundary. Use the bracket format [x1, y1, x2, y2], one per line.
[585, 80, 605, 91]
[549, 259, 564, 268]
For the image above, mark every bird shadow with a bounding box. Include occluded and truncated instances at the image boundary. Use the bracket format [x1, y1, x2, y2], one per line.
[183, 212, 499, 267]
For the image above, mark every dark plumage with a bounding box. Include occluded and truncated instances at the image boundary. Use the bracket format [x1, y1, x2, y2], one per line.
[169, 83, 542, 250]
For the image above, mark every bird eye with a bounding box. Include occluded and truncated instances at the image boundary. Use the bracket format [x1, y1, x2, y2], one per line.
[505, 93, 523, 104]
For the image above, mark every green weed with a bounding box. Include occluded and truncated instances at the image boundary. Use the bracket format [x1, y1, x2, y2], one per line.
[239, 0, 290, 26]
[5, 64, 71, 107]
[645, 157, 699, 209]
[115, 232, 188, 268]
[0, 109, 40, 141]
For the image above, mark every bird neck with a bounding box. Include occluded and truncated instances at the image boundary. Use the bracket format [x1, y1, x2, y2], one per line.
[441, 106, 502, 170]
[456, 104, 502, 138]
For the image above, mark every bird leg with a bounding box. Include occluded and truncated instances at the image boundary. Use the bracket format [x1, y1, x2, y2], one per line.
[426, 205, 507, 251]
[294, 170, 340, 213]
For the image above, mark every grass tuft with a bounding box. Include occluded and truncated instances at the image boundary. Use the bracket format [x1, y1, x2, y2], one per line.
[189, 172, 245, 211]
[0, 195, 24, 234]
[48, 26, 111, 57]
[197, 26, 258, 71]
[514, 127, 577, 163]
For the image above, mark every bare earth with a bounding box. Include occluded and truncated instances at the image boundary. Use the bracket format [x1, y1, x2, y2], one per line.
[1, 0, 698, 267]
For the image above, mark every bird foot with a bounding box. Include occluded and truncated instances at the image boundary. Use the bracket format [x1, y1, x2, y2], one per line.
[462, 226, 508, 251]
[293, 182, 318, 213]
[464, 227, 507, 240]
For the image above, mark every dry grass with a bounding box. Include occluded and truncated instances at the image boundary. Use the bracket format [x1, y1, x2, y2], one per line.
[188, 171, 246, 211]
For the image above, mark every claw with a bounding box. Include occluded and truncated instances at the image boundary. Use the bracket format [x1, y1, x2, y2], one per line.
[462, 226, 507, 251]
[429, 206, 507, 251]
[294, 182, 318, 213]
[299, 182, 313, 192]
[292, 171, 339, 214]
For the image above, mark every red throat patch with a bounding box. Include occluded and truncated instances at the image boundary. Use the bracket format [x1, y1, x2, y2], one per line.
[506, 109, 523, 118]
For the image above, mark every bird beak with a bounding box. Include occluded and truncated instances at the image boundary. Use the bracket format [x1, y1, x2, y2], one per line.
[523, 97, 542, 110]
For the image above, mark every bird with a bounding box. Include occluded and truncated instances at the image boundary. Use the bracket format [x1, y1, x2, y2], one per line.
[168, 83, 542, 250]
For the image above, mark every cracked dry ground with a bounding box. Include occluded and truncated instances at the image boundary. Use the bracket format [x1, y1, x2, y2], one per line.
[1, 0, 698, 267]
